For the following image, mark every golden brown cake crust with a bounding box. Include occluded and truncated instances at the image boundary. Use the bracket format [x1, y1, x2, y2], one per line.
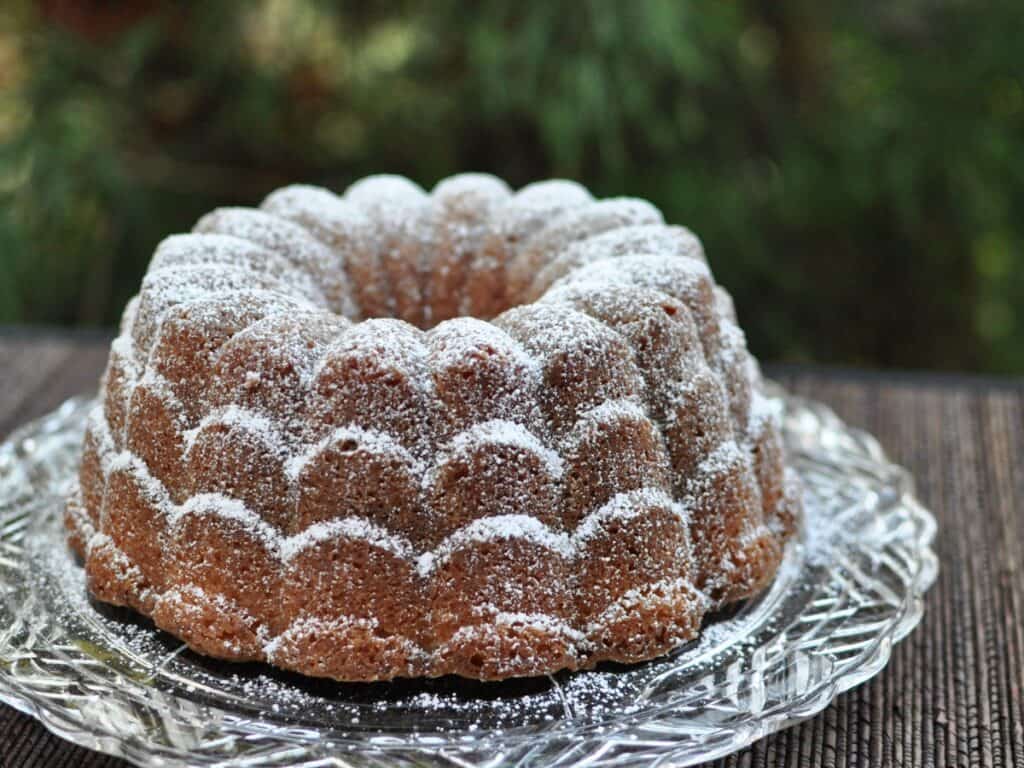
[69, 173, 802, 682]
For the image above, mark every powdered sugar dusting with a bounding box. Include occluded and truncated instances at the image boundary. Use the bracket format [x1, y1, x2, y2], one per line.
[586, 576, 703, 632]
[262, 185, 369, 241]
[193, 207, 349, 312]
[432, 173, 511, 207]
[426, 317, 537, 376]
[550, 250, 712, 297]
[695, 439, 746, 479]
[486, 180, 593, 253]
[285, 424, 421, 482]
[344, 174, 427, 209]
[569, 397, 647, 435]
[529, 223, 706, 301]
[573, 488, 688, 545]
[106, 450, 172, 509]
[183, 405, 289, 458]
[172, 492, 280, 548]
[442, 420, 564, 480]
[149, 234, 322, 309]
[747, 391, 783, 440]
[90, 440, 707, 577]
[133, 264, 299, 356]
[444, 611, 586, 646]
[280, 516, 415, 563]
[523, 198, 664, 257]
[421, 514, 573, 575]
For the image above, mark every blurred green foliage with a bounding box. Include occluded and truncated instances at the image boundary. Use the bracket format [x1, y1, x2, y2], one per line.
[2, 0, 1023, 371]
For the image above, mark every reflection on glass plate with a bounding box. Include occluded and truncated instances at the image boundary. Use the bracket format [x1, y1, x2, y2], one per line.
[0, 386, 936, 767]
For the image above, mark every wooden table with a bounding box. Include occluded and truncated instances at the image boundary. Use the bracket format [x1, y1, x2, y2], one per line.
[1, 328, 1022, 768]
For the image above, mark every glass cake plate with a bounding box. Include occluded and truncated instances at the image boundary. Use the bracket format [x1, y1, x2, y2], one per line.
[0, 386, 937, 767]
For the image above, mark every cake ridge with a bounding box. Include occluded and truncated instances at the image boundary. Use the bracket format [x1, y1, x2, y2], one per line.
[285, 422, 423, 482]
[182, 404, 288, 459]
[437, 419, 564, 480]
[584, 576, 706, 634]
[280, 515, 416, 563]
[527, 223, 707, 302]
[192, 206, 349, 313]
[85, 432, 714, 569]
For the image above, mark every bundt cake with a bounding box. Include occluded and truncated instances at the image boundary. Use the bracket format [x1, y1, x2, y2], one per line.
[66, 173, 802, 682]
